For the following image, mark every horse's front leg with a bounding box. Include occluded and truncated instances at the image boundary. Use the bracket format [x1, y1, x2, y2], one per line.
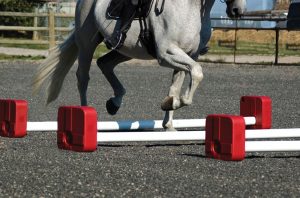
[158, 46, 203, 111]
[162, 70, 186, 131]
[97, 51, 131, 115]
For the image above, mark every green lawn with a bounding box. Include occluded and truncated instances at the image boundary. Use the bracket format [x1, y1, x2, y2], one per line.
[0, 41, 110, 60]
[1, 39, 300, 61]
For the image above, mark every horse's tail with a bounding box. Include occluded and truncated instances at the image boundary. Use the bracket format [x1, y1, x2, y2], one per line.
[33, 31, 78, 104]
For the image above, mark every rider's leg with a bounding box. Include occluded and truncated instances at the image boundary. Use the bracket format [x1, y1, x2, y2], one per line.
[112, 0, 138, 49]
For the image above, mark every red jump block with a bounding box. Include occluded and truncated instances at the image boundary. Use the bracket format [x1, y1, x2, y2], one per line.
[205, 115, 246, 161]
[57, 106, 97, 152]
[240, 96, 272, 129]
[0, 100, 28, 138]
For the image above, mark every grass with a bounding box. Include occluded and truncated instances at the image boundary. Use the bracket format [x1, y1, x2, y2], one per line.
[0, 42, 110, 60]
[0, 53, 45, 60]
[0, 43, 48, 50]
[200, 57, 227, 63]
[93, 44, 110, 59]
[0, 37, 49, 50]
[0, 39, 299, 61]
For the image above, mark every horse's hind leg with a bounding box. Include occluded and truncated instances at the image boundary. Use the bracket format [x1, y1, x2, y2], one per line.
[97, 51, 131, 115]
[75, 0, 103, 106]
[76, 29, 103, 105]
[77, 46, 99, 106]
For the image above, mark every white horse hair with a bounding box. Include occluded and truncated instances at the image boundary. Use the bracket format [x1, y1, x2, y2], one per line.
[33, 0, 246, 131]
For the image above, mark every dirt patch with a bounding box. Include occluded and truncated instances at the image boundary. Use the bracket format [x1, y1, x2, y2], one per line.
[275, 0, 290, 10]
[211, 30, 300, 45]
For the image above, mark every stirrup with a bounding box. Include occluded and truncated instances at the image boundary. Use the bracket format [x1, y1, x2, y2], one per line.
[104, 33, 125, 50]
[111, 33, 124, 50]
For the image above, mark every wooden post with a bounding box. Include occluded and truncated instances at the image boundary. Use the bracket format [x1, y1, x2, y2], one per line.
[48, 9, 56, 49]
[233, 20, 238, 64]
[275, 28, 279, 65]
[33, 8, 38, 40]
[234, 28, 237, 64]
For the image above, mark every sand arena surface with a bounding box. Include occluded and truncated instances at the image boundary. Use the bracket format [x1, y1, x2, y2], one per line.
[0, 60, 299, 197]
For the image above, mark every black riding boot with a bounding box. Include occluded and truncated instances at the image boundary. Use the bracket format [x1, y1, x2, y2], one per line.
[111, 2, 137, 49]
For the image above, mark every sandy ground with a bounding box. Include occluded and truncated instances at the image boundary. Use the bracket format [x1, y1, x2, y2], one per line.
[0, 61, 299, 197]
[0, 47, 49, 57]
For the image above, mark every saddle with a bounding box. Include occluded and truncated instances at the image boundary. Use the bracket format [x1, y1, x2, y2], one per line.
[107, 0, 154, 20]
[106, 0, 164, 58]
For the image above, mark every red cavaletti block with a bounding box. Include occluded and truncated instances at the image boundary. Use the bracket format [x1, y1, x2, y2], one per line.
[0, 100, 28, 138]
[240, 96, 272, 129]
[205, 115, 246, 161]
[57, 106, 97, 152]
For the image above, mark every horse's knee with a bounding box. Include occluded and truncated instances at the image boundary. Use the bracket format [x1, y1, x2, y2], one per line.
[96, 51, 125, 74]
[96, 56, 107, 73]
[169, 85, 181, 96]
[191, 65, 203, 82]
[96, 52, 116, 72]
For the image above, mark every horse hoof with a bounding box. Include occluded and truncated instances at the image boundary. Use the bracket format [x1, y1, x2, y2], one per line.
[161, 96, 174, 111]
[106, 98, 120, 115]
[166, 127, 177, 132]
[164, 125, 177, 131]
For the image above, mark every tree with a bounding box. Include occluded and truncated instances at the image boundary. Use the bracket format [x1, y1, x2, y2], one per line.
[0, 0, 47, 38]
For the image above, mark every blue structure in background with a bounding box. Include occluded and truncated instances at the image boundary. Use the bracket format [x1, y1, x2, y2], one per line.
[211, 0, 277, 29]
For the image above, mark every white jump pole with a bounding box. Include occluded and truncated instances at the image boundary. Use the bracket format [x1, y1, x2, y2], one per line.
[246, 141, 300, 152]
[26, 117, 256, 131]
[245, 128, 300, 139]
[27, 122, 57, 131]
[97, 131, 206, 142]
[95, 128, 300, 143]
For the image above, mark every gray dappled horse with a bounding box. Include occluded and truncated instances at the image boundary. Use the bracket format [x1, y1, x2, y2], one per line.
[33, 0, 246, 131]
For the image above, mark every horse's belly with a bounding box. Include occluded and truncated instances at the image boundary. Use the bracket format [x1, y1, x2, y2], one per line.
[119, 42, 155, 60]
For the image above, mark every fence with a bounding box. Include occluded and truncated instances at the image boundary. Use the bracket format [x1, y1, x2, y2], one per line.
[0, 10, 73, 49]
[1, 10, 299, 65]
[210, 8, 300, 64]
